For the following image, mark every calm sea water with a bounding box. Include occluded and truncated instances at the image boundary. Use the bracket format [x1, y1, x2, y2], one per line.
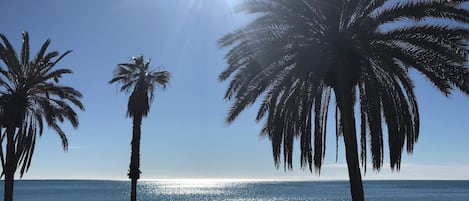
[1, 180, 468, 201]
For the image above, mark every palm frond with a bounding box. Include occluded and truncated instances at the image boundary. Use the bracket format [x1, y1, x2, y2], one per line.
[219, 0, 469, 176]
[0, 32, 83, 176]
[110, 55, 170, 118]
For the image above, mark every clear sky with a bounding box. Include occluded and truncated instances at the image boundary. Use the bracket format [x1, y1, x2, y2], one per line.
[1, 0, 468, 180]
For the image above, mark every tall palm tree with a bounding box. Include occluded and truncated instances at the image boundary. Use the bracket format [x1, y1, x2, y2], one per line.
[0, 32, 84, 201]
[109, 55, 170, 201]
[218, 0, 469, 200]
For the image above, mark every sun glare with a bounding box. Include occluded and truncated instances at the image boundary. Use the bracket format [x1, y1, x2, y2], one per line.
[140, 179, 253, 197]
[143, 178, 259, 185]
[224, 0, 241, 8]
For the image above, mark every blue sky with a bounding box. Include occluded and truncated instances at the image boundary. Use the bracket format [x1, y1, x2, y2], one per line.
[1, 0, 468, 180]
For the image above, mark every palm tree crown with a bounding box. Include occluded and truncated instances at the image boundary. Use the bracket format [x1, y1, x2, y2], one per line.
[109, 55, 170, 117]
[0, 32, 84, 176]
[219, 0, 469, 177]
[220, 1, 469, 200]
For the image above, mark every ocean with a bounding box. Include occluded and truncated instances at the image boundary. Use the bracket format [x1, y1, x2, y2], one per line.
[1, 180, 468, 201]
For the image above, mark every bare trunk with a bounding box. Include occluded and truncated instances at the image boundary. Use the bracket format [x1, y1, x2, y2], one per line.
[335, 87, 364, 201]
[129, 116, 142, 201]
[4, 125, 16, 201]
[130, 178, 137, 201]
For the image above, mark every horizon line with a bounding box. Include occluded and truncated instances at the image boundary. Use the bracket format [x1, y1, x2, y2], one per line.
[9, 178, 469, 182]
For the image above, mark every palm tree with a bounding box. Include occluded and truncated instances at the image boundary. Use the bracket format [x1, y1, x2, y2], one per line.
[218, 0, 469, 200]
[109, 55, 170, 201]
[0, 32, 84, 201]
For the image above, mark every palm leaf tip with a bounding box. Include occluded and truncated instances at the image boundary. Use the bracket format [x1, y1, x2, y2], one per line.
[155, 71, 171, 88]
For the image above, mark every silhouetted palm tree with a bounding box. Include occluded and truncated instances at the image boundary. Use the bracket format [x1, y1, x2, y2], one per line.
[0, 32, 84, 201]
[109, 55, 170, 201]
[219, 1, 469, 200]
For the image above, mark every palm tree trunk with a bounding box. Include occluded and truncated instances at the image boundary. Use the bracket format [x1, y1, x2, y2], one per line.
[129, 116, 142, 201]
[130, 178, 137, 201]
[335, 87, 364, 201]
[4, 125, 16, 201]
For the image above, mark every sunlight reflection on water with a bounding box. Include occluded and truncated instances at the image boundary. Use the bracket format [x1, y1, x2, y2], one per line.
[141, 179, 247, 197]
